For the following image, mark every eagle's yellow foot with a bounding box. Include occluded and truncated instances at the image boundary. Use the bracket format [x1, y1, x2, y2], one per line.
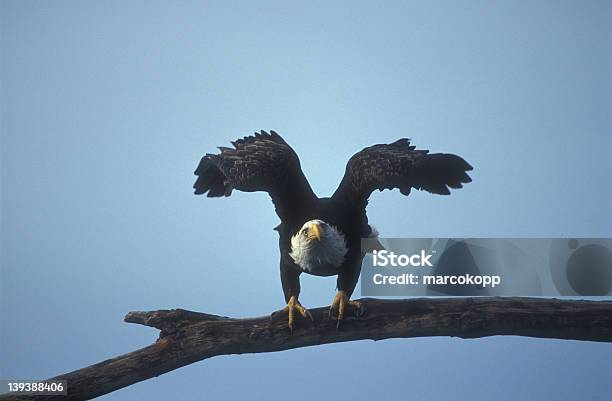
[272, 296, 313, 331]
[329, 290, 364, 328]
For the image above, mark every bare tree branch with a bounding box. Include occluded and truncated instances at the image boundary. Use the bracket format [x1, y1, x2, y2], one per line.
[2, 297, 611, 401]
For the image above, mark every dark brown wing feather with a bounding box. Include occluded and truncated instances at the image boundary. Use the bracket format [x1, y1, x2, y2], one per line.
[194, 130, 317, 220]
[331, 138, 472, 207]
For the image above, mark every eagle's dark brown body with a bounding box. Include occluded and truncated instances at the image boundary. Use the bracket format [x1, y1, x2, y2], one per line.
[275, 196, 370, 301]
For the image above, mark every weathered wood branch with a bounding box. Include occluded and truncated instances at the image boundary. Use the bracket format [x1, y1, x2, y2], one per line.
[2, 297, 612, 400]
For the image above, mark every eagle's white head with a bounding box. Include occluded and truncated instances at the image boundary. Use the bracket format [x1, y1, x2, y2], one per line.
[289, 219, 348, 276]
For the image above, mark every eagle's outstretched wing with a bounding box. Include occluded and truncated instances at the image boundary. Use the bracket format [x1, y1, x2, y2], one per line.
[194, 130, 317, 220]
[331, 138, 472, 208]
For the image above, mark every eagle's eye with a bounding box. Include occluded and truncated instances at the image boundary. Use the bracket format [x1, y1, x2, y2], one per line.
[301, 228, 308, 236]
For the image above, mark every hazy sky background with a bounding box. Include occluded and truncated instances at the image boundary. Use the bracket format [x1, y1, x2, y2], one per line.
[2, 1, 611, 400]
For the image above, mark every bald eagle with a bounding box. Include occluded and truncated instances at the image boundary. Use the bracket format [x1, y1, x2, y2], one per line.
[194, 131, 472, 329]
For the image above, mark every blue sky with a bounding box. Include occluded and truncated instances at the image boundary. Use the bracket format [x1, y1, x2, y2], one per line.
[1, 1, 611, 400]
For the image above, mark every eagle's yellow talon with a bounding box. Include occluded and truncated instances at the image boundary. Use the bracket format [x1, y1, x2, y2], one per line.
[329, 291, 363, 327]
[274, 296, 313, 330]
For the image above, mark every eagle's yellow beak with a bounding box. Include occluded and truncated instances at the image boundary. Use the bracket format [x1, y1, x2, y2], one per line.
[309, 223, 321, 241]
